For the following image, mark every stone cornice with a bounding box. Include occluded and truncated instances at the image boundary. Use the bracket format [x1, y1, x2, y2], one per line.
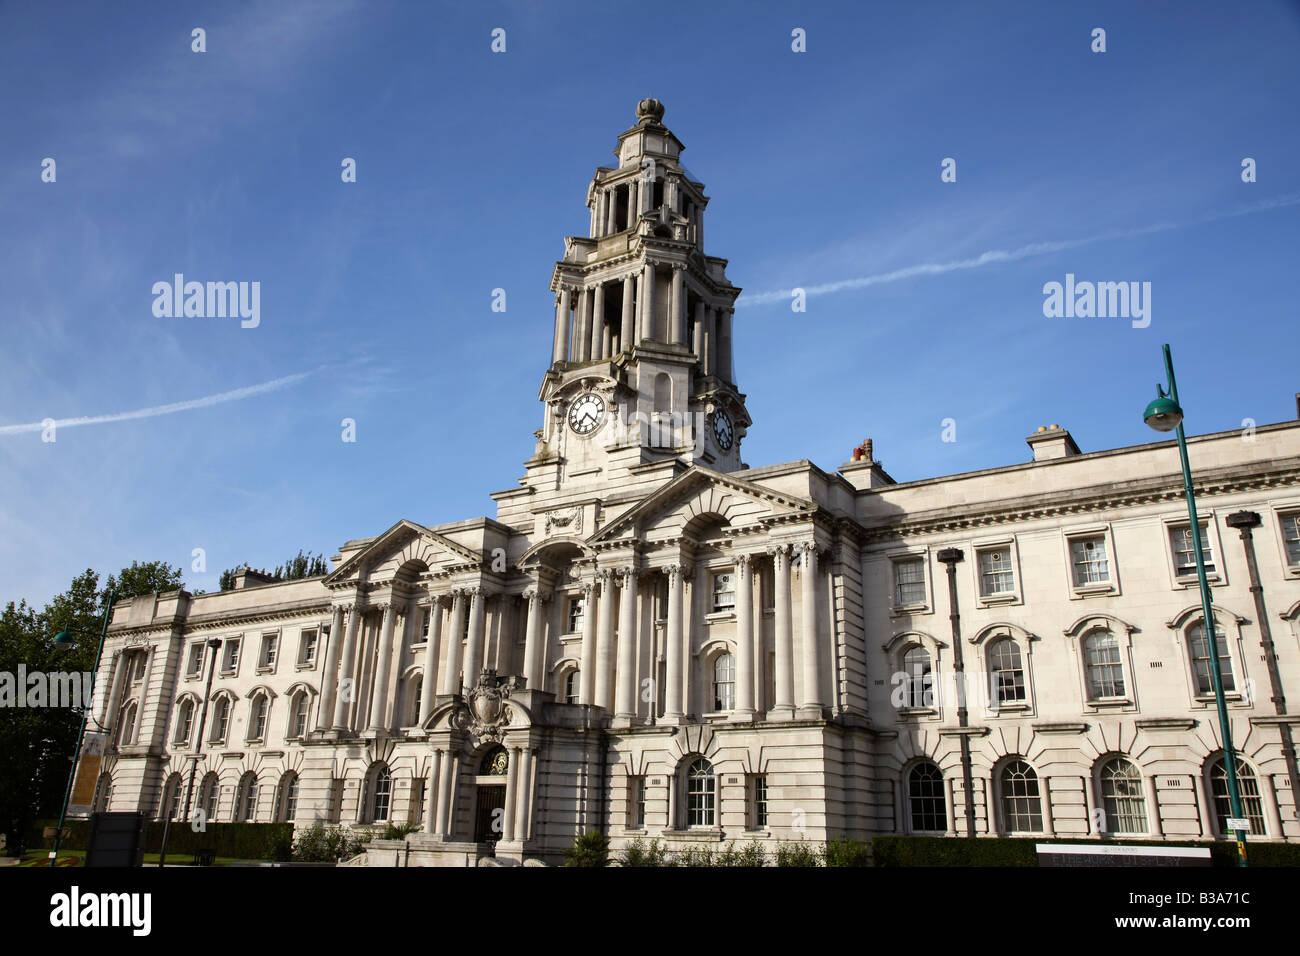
[106, 597, 332, 638]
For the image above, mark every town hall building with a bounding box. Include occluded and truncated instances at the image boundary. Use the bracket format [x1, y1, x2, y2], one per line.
[80, 100, 1300, 864]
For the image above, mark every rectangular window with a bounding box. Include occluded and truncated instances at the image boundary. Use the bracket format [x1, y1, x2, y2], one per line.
[186, 643, 204, 678]
[329, 778, 344, 824]
[1280, 513, 1300, 567]
[297, 629, 318, 667]
[978, 546, 1015, 596]
[1169, 522, 1215, 577]
[130, 653, 146, 684]
[1069, 535, 1110, 586]
[421, 607, 431, 639]
[712, 571, 736, 613]
[751, 775, 768, 829]
[893, 557, 926, 606]
[628, 776, 646, 829]
[568, 595, 586, 634]
[221, 639, 241, 675]
[259, 634, 278, 670]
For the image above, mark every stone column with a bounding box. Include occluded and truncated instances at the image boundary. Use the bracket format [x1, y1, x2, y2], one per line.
[719, 308, 734, 381]
[734, 554, 755, 720]
[1083, 773, 1099, 835]
[639, 262, 656, 343]
[1193, 773, 1215, 838]
[1261, 774, 1284, 837]
[423, 751, 442, 834]
[669, 266, 684, 345]
[366, 602, 398, 732]
[514, 748, 534, 842]
[614, 568, 639, 722]
[692, 300, 706, 363]
[1143, 773, 1163, 837]
[418, 596, 444, 725]
[606, 188, 618, 234]
[705, 307, 717, 376]
[463, 588, 486, 694]
[589, 199, 598, 236]
[595, 570, 617, 709]
[522, 587, 547, 691]
[317, 605, 347, 731]
[332, 604, 363, 730]
[620, 274, 636, 353]
[435, 750, 455, 838]
[771, 545, 795, 716]
[591, 282, 606, 360]
[503, 747, 519, 841]
[102, 651, 128, 738]
[628, 180, 639, 224]
[797, 543, 823, 715]
[553, 289, 572, 363]
[575, 289, 592, 362]
[578, 581, 598, 704]
[664, 565, 686, 722]
[441, 590, 467, 695]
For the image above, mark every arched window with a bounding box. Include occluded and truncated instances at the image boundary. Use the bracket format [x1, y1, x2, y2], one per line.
[116, 700, 138, 747]
[288, 691, 309, 738]
[93, 774, 112, 813]
[564, 669, 581, 704]
[1187, 623, 1235, 695]
[198, 772, 220, 822]
[1099, 758, 1147, 833]
[712, 653, 735, 711]
[159, 772, 183, 821]
[1083, 630, 1125, 699]
[236, 772, 259, 822]
[988, 639, 1025, 704]
[902, 646, 933, 708]
[210, 696, 231, 743]
[409, 676, 423, 726]
[247, 693, 270, 741]
[365, 763, 392, 823]
[277, 771, 300, 822]
[685, 757, 716, 828]
[907, 762, 946, 832]
[173, 699, 195, 747]
[1209, 755, 1265, 835]
[999, 760, 1042, 832]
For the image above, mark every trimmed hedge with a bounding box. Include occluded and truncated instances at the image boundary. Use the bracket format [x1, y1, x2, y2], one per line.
[869, 835, 1300, 867]
[30, 818, 293, 861]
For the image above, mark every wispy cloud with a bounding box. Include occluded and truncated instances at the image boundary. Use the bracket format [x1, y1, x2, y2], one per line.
[739, 192, 1300, 306]
[0, 368, 321, 436]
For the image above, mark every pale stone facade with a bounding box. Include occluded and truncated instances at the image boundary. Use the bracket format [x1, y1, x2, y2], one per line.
[80, 100, 1300, 864]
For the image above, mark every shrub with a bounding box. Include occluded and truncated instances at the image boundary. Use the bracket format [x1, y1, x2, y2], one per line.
[774, 839, 823, 867]
[622, 837, 672, 867]
[293, 824, 366, 863]
[563, 830, 610, 867]
[381, 822, 418, 840]
[824, 838, 872, 867]
[717, 840, 766, 867]
[676, 844, 716, 866]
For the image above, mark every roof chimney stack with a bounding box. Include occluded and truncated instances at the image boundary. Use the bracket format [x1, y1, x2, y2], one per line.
[1026, 424, 1081, 462]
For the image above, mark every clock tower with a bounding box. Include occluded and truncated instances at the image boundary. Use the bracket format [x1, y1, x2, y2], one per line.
[525, 99, 749, 493]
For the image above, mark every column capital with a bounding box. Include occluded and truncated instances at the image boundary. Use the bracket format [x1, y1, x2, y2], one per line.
[580, 581, 596, 596]
[663, 563, 690, 581]
[615, 565, 639, 583]
[332, 601, 355, 613]
[767, 542, 793, 558]
[427, 592, 449, 608]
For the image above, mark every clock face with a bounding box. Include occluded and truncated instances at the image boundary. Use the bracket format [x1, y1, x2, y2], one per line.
[567, 391, 605, 436]
[712, 408, 734, 450]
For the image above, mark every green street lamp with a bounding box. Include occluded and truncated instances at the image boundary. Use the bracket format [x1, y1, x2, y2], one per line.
[1144, 344, 1248, 867]
[49, 588, 116, 867]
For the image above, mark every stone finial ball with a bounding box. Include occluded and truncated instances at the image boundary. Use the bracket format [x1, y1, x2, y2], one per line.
[637, 98, 665, 124]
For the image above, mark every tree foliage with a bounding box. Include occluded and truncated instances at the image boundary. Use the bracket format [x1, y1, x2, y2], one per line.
[218, 550, 331, 591]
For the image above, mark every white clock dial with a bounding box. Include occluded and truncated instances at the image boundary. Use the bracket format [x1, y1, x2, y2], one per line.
[567, 392, 606, 436]
[712, 408, 734, 450]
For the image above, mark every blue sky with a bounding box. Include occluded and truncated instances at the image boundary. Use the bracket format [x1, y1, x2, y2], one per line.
[2, 0, 1298, 607]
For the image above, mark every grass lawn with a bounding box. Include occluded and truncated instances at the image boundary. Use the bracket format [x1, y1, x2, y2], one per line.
[9, 849, 243, 867]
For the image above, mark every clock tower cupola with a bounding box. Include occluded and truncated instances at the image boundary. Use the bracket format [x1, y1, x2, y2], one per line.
[528, 99, 749, 490]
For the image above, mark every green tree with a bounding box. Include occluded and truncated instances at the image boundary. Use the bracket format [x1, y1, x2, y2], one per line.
[219, 550, 331, 591]
[105, 560, 185, 599]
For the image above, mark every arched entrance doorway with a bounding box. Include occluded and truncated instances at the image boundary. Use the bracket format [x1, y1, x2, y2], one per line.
[474, 746, 508, 843]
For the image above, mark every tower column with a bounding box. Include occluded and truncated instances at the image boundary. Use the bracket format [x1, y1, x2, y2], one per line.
[771, 544, 795, 717]
[705, 307, 717, 376]
[332, 603, 362, 730]
[605, 188, 618, 234]
[522, 587, 547, 691]
[692, 300, 706, 364]
[620, 275, 636, 353]
[733, 554, 755, 720]
[462, 587, 486, 693]
[591, 282, 606, 360]
[575, 289, 592, 362]
[367, 601, 398, 732]
[663, 565, 686, 722]
[628, 181, 639, 226]
[553, 289, 572, 363]
[614, 567, 639, 723]
[418, 595, 444, 725]
[316, 604, 346, 731]
[797, 543, 823, 716]
[579, 582, 597, 704]
[440, 590, 467, 695]
[669, 266, 684, 345]
[719, 308, 734, 381]
[594, 570, 616, 709]
[435, 749, 455, 838]
[502, 748, 519, 841]
[513, 748, 534, 842]
[639, 262, 656, 343]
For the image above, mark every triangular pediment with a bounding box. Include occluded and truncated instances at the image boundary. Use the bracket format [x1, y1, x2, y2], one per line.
[588, 465, 815, 543]
[324, 519, 484, 585]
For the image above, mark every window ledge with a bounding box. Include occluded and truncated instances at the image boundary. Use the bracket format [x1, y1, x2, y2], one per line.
[897, 707, 938, 718]
[1085, 697, 1132, 709]
[1194, 692, 1242, 704]
[295, 662, 316, 671]
[660, 829, 724, 841]
[989, 702, 1031, 714]
[706, 611, 736, 622]
[1175, 573, 1221, 586]
[256, 666, 276, 675]
[977, 593, 1019, 606]
[890, 603, 930, 616]
[1071, 583, 1115, 597]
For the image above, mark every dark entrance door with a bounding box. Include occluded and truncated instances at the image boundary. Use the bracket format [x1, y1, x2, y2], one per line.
[474, 785, 506, 843]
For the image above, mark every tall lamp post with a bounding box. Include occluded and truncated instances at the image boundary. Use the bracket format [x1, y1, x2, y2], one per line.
[1143, 344, 1248, 867]
[49, 588, 116, 867]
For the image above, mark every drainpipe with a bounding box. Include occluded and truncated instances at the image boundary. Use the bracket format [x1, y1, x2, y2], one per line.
[1225, 511, 1300, 819]
[937, 548, 976, 838]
